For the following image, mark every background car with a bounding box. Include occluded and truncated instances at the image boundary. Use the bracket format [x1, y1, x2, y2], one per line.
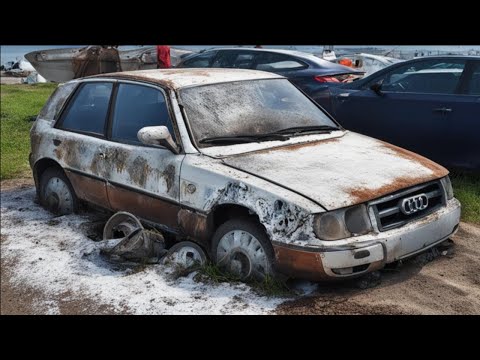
[176, 47, 363, 99]
[318, 56, 480, 172]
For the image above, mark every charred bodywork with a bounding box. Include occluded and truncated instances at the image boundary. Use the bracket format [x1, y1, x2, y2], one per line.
[30, 69, 461, 280]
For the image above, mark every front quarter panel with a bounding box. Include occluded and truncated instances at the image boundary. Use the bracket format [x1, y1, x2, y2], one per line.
[180, 154, 324, 245]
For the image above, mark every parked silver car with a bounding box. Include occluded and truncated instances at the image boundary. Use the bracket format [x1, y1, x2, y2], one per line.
[30, 68, 461, 280]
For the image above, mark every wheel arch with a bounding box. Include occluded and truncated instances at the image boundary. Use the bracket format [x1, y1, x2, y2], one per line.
[33, 158, 64, 194]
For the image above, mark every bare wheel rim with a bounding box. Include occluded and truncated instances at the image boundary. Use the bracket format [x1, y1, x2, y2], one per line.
[44, 176, 73, 214]
[166, 246, 206, 268]
[103, 212, 144, 240]
[216, 230, 271, 280]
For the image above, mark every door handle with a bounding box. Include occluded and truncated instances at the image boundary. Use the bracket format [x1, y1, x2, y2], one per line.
[433, 107, 452, 114]
[337, 93, 350, 99]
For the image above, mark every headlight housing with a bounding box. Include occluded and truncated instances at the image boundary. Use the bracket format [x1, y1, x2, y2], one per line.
[313, 204, 373, 241]
[440, 176, 454, 200]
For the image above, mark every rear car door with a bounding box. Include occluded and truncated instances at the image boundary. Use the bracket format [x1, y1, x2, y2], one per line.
[332, 58, 469, 167]
[444, 59, 480, 170]
[54, 81, 114, 207]
[103, 82, 185, 231]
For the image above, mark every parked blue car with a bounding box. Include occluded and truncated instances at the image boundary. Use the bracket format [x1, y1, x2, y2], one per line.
[176, 47, 363, 95]
[317, 56, 480, 172]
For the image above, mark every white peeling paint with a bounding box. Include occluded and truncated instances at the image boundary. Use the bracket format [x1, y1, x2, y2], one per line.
[222, 132, 446, 210]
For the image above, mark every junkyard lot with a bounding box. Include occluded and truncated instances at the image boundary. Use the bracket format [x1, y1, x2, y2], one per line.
[1, 83, 480, 314]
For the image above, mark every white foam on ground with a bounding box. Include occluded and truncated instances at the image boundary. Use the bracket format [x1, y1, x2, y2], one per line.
[1, 187, 285, 314]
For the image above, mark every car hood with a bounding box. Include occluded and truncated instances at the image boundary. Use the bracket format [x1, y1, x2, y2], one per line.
[219, 132, 448, 210]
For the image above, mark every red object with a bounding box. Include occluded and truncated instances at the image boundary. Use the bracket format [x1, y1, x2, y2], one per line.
[314, 75, 340, 83]
[339, 58, 353, 67]
[156, 45, 171, 68]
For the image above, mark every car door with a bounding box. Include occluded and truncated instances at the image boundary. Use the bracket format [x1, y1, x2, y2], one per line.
[54, 81, 114, 207]
[332, 58, 469, 167]
[103, 81, 185, 231]
[443, 59, 480, 170]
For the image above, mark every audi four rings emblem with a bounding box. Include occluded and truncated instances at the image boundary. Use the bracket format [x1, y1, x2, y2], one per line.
[400, 194, 429, 215]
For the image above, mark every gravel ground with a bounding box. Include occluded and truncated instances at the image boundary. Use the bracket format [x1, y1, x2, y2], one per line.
[1, 178, 479, 315]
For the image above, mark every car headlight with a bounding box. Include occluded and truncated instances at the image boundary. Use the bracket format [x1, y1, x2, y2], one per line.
[440, 176, 454, 200]
[313, 204, 373, 241]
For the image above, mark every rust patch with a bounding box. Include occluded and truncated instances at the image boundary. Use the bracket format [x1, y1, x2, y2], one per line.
[89, 69, 218, 90]
[380, 141, 448, 178]
[349, 175, 442, 204]
[107, 183, 179, 229]
[177, 209, 213, 244]
[162, 164, 176, 193]
[274, 244, 329, 281]
[128, 157, 150, 187]
[65, 171, 109, 207]
[54, 139, 87, 171]
[105, 148, 129, 173]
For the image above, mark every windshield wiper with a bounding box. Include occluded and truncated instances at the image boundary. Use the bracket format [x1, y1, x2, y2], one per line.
[269, 125, 339, 136]
[199, 134, 289, 145]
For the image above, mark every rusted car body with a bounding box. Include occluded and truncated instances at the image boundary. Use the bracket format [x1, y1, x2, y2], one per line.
[30, 68, 461, 280]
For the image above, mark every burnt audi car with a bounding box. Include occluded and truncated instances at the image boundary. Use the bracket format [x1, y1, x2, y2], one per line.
[30, 69, 460, 281]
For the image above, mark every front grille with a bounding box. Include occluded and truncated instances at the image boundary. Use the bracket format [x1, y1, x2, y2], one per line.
[370, 180, 445, 231]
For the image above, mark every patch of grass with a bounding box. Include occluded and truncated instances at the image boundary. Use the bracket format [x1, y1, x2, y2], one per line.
[450, 172, 480, 224]
[196, 262, 242, 283]
[251, 275, 293, 297]
[194, 262, 292, 297]
[1, 83, 57, 180]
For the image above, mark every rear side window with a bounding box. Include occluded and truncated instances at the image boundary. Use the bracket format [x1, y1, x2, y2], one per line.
[181, 51, 216, 67]
[254, 53, 307, 71]
[111, 83, 175, 144]
[39, 82, 78, 121]
[466, 62, 480, 95]
[59, 82, 113, 135]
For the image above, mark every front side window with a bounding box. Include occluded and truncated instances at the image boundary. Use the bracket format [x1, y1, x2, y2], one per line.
[182, 51, 217, 68]
[59, 82, 113, 135]
[212, 51, 255, 69]
[374, 59, 467, 94]
[180, 79, 337, 146]
[111, 83, 175, 144]
[254, 53, 307, 71]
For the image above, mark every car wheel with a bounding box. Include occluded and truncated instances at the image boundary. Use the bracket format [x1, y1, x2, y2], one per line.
[211, 218, 275, 281]
[163, 241, 207, 268]
[39, 167, 77, 215]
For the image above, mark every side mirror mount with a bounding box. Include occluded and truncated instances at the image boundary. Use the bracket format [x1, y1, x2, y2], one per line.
[370, 80, 384, 96]
[137, 126, 180, 154]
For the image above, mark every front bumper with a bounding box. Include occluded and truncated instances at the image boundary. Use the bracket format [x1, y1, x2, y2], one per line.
[273, 198, 461, 280]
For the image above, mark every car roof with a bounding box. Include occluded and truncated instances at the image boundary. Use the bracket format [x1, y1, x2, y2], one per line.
[89, 68, 283, 90]
[203, 47, 321, 58]
[196, 47, 331, 64]
[184, 47, 363, 73]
